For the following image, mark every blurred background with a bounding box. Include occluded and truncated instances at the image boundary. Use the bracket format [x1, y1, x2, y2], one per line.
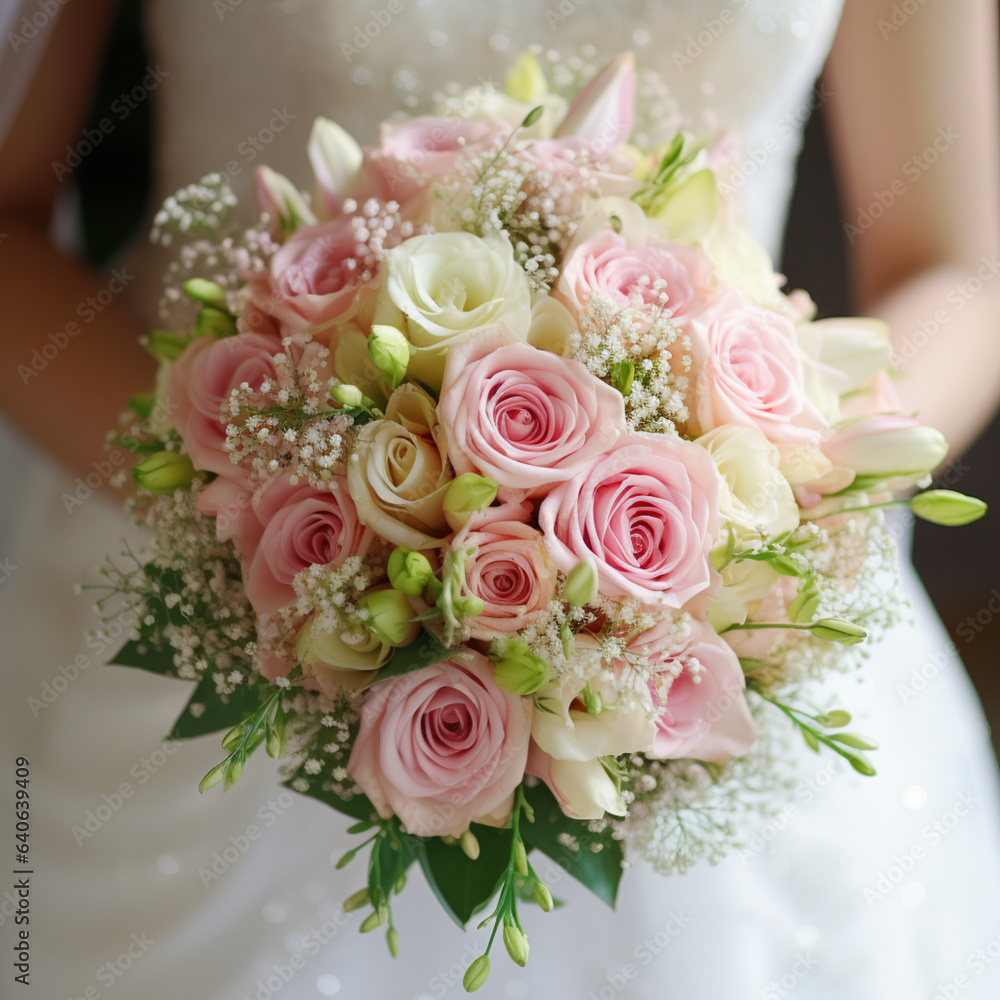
[68, 0, 1000, 760]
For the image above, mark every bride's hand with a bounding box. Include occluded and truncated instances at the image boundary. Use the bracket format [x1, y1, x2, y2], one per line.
[826, 0, 1000, 463]
[0, 0, 155, 482]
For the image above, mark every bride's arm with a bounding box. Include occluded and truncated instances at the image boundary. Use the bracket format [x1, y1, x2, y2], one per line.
[0, 0, 154, 479]
[824, 0, 1000, 463]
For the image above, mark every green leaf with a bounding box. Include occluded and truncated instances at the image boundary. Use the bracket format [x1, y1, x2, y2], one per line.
[829, 732, 879, 751]
[801, 726, 820, 752]
[520, 782, 624, 908]
[375, 630, 453, 682]
[282, 769, 379, 824]
[109, 636, 176, 675]
[368, 825, 417, 910]
[417, 825, 512, 928]
[168, 674, 268, 740]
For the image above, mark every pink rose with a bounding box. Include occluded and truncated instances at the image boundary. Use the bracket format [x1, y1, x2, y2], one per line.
[363, 115, 509, 219]
[687, 294, 825, 443]
[556, 228, 714, 329]
[643, 624, 757, 764]
[348, 652, 532, 837]
[539, 433, 723, 609]
[167, 332, 280, 476]
[248, 217, 378, 333]
[451, 502, 557, 640]
[438, 329, 626, 501]
[195, 471, 260, 555]
[243, 473, 372, 615]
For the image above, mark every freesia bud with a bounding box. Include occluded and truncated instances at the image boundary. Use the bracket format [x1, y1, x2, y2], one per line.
[358, 589, 421, 647]
[255, 165, 316, 238]
[555, 51, 636, 151]
[788, 587, 821, 624]
[443, 473, 498, 515]
[532, 882, 554, 912]
[386, 926, 400, 957]
[195, 306, 237, 339]
[330, 383, 364, 408]
[459, 830, 480, 860]
[463, 955, 491, 992]
[308, 117, 363, 218]
[809, 618, 867, 645]
[132, 451, 197, 493]
[367, 325, 410, 389]
[503, 924, 530, 968]
[182, 278, 228, 310]
[387, 546, 435, 595]
[824, 416, 947, 478]
[342, 888, 370, 912]
[360, 907, 389, 933]
[505, 50, 548, 102]
[563, 559, 599, 607]
[493, 639, 549, 695]
[909, 489, 987, 527]
[142, 329, 190, 362]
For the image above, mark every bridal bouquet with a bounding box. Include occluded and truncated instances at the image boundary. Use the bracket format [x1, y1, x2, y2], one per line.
[92, 51, 985, 989]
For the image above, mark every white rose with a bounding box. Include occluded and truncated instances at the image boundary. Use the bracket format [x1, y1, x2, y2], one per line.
[346, 384, 454, 549]
[707, 559, 780, 632]
[531, 668, 656, 763]
[296, 617, 391, 699]
[696, 425, 799, 542]
[373, 231, 532, 390]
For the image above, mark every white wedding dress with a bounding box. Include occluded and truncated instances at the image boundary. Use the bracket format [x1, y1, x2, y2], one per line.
[3, 2, 1000, 998]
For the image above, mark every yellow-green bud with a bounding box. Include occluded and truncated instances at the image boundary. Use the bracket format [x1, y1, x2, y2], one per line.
[142, 329, 190, 361]
[368, 324, 410, 388]
[503, 924, 530, 967]
[132, 451, 197, 494]
[504, 50, 548, 103]
[563, 558, 599, 607]
[710, 525, 737, 572]
[910, 489, 987, 527]
[788, 588, 821, 624]
[609, 359, 634, 397]
[452, 594, 485, 619]
[463, 955, 491, 993]
[195, 305, 237, 339]
[387, 546, 435, 595]
[182, 277, 228, 310]
[358, 589, 420, 647]
[386, 926, 400, 957]
[493, 639, 549, 696]
[809, 617, 867, 645]
[513, 839, 528, 877]
[459, 829, 480, 861]
[359, 906, 389, 933]
[331, 383, 364, 408]
[532, 882, 554, 912]
[443, 473, 498, 515]
[580, 682, 604, 716]
[342, 888, 370, 912]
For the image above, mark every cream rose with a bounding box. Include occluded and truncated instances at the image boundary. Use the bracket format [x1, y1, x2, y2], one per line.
[346, 384, 454, 549]
[695, 425, 799, 542]
[373, 231, 533, 390]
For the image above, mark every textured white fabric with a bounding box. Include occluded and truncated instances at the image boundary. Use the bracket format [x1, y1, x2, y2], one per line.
[3, 3, 1000, 998]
